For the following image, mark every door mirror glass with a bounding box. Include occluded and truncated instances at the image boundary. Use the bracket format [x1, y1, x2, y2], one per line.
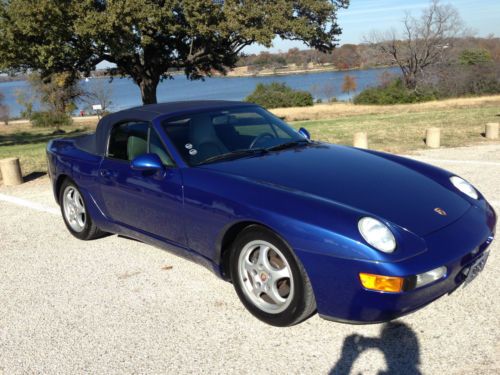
[131, 153, 164, 172]
[298, 127, 311, 140]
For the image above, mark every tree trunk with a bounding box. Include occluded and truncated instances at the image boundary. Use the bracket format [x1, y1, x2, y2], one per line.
[403, 72, 417, 90]
[139, 77, 160, 105]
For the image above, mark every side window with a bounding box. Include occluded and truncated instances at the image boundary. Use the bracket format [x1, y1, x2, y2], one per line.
[108, 122, 149, 161]
[149, 129, 174, 166]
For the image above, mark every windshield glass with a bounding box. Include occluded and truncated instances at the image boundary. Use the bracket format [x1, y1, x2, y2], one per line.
[161, 106, 306, 166]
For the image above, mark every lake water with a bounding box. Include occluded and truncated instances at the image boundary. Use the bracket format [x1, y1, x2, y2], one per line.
[0, 67, 397, 118]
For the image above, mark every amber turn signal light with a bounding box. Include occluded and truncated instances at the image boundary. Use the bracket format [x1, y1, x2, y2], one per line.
[359, 273, 404, 293]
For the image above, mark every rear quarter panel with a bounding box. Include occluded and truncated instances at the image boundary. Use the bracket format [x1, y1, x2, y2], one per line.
[47, 139, 113, 231]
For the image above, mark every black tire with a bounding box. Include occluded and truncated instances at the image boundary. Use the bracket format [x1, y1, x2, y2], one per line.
[230, 225, 316, 326]
[59, 178, 106, 241]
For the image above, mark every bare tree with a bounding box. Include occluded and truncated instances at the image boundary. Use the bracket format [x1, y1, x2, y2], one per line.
[310, 81, 337, 102]
[83, 79, 113, 114]
[366, 0, 465, 89]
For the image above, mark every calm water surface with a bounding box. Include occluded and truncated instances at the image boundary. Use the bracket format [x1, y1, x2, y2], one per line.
[0, 67, 397, 117]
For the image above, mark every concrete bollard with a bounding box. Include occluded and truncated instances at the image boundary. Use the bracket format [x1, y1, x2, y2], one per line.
[485, 122, 499, 139]
[353, 132, 368, 149]
[0, 157, 23, 186]
[425, 128, 440, 148]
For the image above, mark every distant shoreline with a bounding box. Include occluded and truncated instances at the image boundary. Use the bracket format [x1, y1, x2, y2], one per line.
[222, 64, 392, 78]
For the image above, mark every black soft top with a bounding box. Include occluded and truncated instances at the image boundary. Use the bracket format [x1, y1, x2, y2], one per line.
[84, 100, 255, 156]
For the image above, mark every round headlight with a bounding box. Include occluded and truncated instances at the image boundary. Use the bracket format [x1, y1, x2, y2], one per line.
[358, 217, 396, 253]
[450, 176, 478, 200]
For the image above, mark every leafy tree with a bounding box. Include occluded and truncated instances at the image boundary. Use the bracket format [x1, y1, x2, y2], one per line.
[459, 49, 493, 66]
[15, 89, 35, 119]
[341, 74, 357, 98]
[332, 44, 361, 69]
[29, 72, 82, 116]
[0, 0, 349, 105]
[27, 72, 82, 130]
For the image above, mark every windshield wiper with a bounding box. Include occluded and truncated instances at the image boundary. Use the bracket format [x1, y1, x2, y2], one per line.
[197, 148, 266, 165]
[265, 139, 310, 152]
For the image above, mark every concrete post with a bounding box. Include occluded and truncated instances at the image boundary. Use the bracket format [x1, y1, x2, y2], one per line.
[0, 157, 23, 186]
[485, 123, 499, 139]
[353, 132, 368, 149]
[425, 128, 440, 148]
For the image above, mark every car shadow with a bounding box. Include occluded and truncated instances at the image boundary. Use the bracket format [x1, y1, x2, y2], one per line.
[23, 171, 47, 182]
[329, 322, 421, 375]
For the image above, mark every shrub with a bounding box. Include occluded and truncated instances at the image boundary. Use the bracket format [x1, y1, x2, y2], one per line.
[353, 79, 437, 105]
[430, 62, 500, 98]
[459, 49, 493, 66]
[30, 111, 72, 128]
[245, 82, 313, 108]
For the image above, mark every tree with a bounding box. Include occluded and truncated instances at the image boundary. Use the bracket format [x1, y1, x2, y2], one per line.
[341, 74, 357, 98]
[310, 81, 336, 102]
[27, 72, 82, 131]
[459, 49, 493, 66]
[0, 0, 349, 105]
[83, 79, 113, 114]
[366, 0, 464, 89]
[15, 89, 35, 119]
[29, 72, 82, 116]
[333, 44, 361, 69]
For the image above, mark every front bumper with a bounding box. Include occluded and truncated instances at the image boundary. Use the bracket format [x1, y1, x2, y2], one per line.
[297, 202, 497, 323]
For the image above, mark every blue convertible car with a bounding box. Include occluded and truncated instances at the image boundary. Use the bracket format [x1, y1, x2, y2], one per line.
[47, 101, 496, 326]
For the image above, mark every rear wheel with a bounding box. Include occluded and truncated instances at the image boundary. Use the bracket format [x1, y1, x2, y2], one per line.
[230, 226, 316, 326]
[59, 179, 106, 240]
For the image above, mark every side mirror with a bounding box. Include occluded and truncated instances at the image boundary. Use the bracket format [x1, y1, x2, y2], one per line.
[298, 127, 311, 140]
[131, 153, 164, 172]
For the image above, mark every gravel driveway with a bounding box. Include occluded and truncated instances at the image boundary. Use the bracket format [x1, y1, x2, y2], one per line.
[1, 144, 499, 374]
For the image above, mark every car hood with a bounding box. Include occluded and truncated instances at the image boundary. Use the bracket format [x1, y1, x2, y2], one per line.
[199, 143, 471, 236]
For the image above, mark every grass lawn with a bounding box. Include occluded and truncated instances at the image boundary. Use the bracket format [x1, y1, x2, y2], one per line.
[0, 124, 95, 180]
[0, 96, 499, 181]
[291, 104, 500, 154]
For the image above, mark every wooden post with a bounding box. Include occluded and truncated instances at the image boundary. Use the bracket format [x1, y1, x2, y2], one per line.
[353, 132, 368, 149]
[485, 123, 499, 139]
[0, 158, 23, 186]
[425, 128, 440, 148]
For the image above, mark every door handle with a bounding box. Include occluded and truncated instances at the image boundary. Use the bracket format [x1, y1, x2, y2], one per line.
[100, 169, 112, 178]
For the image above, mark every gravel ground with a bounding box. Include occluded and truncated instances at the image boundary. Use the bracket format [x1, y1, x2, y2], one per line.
[0, 144, 499, 374]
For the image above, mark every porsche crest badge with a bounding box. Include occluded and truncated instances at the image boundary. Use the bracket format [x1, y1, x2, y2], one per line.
[434, 207, 447, 216]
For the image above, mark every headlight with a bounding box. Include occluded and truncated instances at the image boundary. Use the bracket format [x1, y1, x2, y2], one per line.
[450, 176, 478, 199]
[358, 217, 396, 253]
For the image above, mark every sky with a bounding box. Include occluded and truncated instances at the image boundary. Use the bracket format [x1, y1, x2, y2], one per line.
[244, 0, 500, 54]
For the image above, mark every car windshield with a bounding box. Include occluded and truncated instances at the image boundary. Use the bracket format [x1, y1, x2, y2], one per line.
[161, 106, 307, 166]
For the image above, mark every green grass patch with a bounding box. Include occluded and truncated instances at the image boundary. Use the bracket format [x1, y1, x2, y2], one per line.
[292, 106, 499, 153]
[0, 126, 92, 179]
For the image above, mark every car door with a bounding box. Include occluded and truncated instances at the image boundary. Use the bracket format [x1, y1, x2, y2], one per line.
[98, 120, 186, 246]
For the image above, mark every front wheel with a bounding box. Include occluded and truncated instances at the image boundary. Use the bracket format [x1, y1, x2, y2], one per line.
[59, 179, 106, 240]
[230, 226, 316, 326]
